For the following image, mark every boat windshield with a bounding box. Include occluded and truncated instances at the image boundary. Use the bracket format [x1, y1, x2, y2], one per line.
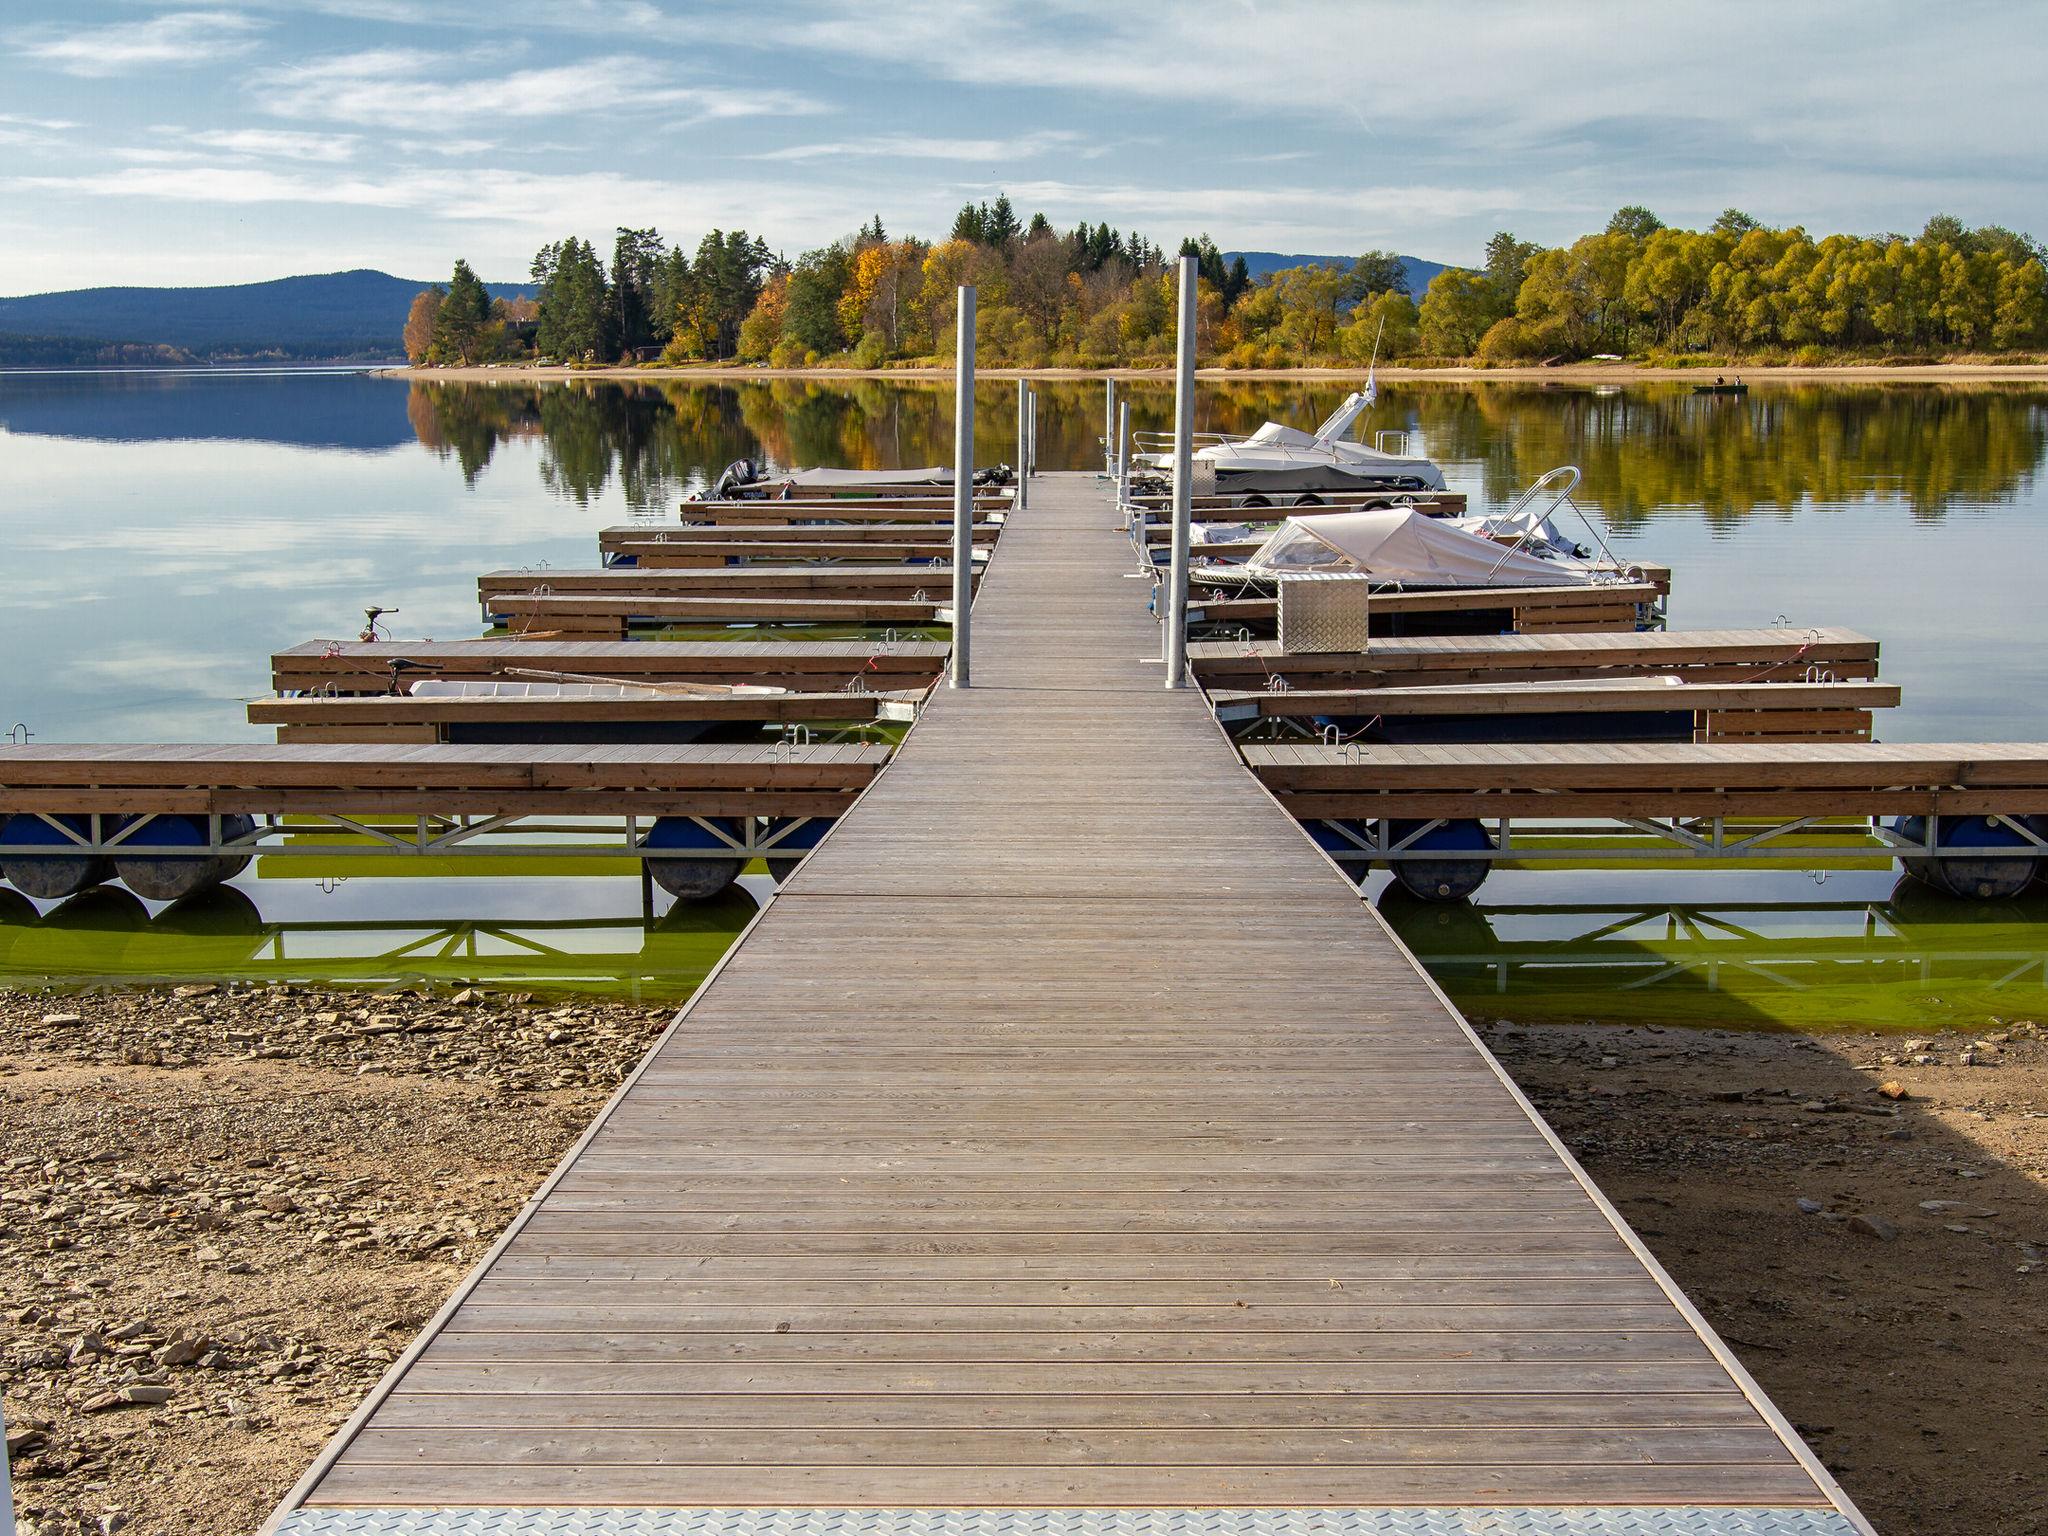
[1246, 522, 1350, 571]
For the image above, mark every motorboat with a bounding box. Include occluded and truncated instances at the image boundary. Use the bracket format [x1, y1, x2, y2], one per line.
[1188, 464, 1647, 598]
[701, 461, 1014, 500]
[1136, 392, 1446, 501]
[1196, 462, 1605, 577]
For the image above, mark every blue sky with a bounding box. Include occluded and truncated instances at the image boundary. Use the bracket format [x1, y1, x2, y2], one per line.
[2, 0, 2043, 294]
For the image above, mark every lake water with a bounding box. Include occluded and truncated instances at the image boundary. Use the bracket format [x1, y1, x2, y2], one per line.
[2, 368, 2045, 1025]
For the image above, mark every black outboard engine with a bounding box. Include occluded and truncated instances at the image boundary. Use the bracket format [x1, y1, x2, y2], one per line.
[711, 458, 760, 499]
[972, 464, 1015, 487]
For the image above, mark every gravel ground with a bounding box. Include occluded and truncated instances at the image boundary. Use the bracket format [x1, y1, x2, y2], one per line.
[3, 986, 2044, 1535]
[0, 983, 667, 1536]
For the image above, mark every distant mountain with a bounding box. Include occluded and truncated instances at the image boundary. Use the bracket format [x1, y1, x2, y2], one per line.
[0, 269, 534, 363]
[1222, 252, 1451, 295]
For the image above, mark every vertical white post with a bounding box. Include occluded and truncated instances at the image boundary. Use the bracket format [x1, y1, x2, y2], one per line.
[1164, 253, 1197, 687]
[951, 285, 975, 689]
[1014, 378, 1029, 509]
[1116, 398, 1131, 504]
[1027, 388, 1038, 477]
[1104, 378, 1117, 471]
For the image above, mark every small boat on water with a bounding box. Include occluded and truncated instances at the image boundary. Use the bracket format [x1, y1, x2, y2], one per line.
[1692, 378, 1749, 396]
[1136, 391, 1447, 502]
[703, 461, 1014, 500]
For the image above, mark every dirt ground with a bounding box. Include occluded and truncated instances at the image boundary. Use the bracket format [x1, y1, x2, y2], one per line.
[3, 986, 2044, 1535]
[0, 985, 665, 1536]
[1480, 1016, 2048, 1536]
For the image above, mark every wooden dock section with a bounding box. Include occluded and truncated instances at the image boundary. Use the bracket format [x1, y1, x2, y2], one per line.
[268, 474, 1867, 1536]
[273, 638, 949, 695]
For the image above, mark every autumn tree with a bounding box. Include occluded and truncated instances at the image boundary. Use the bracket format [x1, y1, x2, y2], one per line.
[1416, 268, 1499, 355]
[403, 287, 443, 363]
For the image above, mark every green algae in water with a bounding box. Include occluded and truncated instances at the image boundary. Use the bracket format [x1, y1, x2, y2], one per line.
[0, 880, 759, 1004]
[1380, 879, 2048, 1033]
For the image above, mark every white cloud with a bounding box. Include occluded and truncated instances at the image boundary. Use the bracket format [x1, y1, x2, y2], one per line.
[249, 50, 821, 129]
[17, 10, 265, 77]
[757, 131, 1083, 164]
[186, 127, 364, 162]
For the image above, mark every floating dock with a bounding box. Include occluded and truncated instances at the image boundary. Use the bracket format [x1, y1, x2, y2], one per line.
[272, 638, 951, 694]
[265, 473, 1869, 1536]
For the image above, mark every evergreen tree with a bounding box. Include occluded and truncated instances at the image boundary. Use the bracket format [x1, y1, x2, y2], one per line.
[1606, 205, 1665, 240]
[431, 259, 491, 363]
[610, 227, 665, 355]
[1349, 249, 1409, 298]
[532, 238, 611, 361]
[988, 193, 1022, 246]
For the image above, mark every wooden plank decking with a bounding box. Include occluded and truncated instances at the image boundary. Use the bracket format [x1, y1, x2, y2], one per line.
[268, 474, 1866, 1534]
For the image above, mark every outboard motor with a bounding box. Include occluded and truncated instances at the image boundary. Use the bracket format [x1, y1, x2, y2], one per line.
[972, 464, 1015, 487]
[711, 458, 760, 499]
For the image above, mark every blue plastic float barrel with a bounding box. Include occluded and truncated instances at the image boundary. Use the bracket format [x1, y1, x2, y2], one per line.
[760, 816, 833, 884]
[640, 816, 744, 900]
[1892, 814, 2039, 900]
[0, 814, 113, 901]
[1383, 818, 1493, 902]
[111, 815, 256, 903]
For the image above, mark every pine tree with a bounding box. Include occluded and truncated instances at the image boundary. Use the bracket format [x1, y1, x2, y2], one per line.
[432, 259, 491, 363]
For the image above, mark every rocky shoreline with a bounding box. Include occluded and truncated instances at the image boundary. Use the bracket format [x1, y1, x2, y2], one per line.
[2, 986, 2044, 1535]
[1, 984, 667, 1536]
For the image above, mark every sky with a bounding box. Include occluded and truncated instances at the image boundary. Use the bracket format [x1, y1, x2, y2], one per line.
[1, 0, 2044, 295]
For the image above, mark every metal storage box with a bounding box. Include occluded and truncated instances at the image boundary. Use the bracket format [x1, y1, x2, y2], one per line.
[1277, 572, 1372, 653]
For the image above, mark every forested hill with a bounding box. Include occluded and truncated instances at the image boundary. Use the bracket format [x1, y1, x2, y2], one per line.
[1224, 252, 1448, 294]
[0, 269, 534, 363]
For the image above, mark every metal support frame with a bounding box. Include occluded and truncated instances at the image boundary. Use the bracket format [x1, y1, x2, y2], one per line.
[1164, 252, 1197, 688]
[951, 285, 975, 689]
[1302, 811, 2048, 867]
[0, 810, 833, 865]
[1014, 379, 1029, 510]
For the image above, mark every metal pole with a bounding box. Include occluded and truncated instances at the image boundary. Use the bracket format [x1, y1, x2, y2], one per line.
[951, 286, 975, 689]
[1014, 378, 1029, 509]
[1104, 378, 1117, 471]
[0, 1400, 12, 1536]
[1164, 253, 1197, 687]
[1116, 398, 1131, 504]
[1027, 387, 1038, 478]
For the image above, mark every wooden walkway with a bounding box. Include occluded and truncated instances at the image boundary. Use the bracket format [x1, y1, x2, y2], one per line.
[268, 474, 1867, 1535]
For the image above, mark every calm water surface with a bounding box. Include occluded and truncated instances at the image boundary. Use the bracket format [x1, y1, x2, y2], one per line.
[2, 369, 2045, 1020]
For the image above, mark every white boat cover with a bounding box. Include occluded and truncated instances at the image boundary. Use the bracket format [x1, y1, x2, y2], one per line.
[750, 466, 954, 488]
[1243, 507, 1608, 588]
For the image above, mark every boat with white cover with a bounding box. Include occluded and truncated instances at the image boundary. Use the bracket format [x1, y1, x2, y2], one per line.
[1137, 391, 1446, 501]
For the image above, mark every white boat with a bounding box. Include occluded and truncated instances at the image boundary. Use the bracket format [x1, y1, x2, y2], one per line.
[704, 461, 1013, 499]
[1137, 392, 1446, 501]
[1189, 504, 1639, 593]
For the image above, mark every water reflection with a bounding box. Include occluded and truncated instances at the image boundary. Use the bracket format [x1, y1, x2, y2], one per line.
[396, 377, 2048, 520]
[1380, 875, 2048, 1033]
[0, 874, 763, 1002]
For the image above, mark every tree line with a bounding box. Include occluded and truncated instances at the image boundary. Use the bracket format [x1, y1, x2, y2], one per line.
[401, 200, 2048, 369]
